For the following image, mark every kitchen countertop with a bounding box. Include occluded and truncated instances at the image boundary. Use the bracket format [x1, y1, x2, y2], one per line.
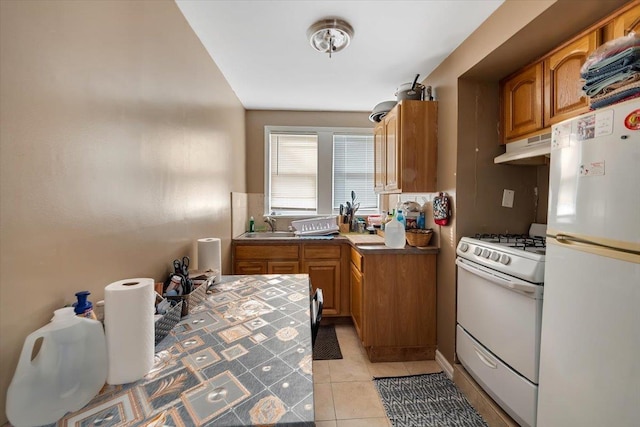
[233, 232, 439, 254]
[355, 244, 439, 254]
[233, 233, 440, 254]
[51, 275, 315, 427]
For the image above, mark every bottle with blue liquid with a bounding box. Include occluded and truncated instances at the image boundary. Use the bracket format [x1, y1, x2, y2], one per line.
[396, 208, 406, 228]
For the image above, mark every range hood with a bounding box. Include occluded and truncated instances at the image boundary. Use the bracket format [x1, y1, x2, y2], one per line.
[494, 133, 551, 165]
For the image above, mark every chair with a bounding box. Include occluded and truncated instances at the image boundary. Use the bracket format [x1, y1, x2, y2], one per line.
[311, 288, 324, 348]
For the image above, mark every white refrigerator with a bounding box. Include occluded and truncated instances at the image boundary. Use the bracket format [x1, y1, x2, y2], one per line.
[537, 99, 640, 426]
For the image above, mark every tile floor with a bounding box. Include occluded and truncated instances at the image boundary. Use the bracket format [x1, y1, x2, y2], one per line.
[313, 324, 443, 427]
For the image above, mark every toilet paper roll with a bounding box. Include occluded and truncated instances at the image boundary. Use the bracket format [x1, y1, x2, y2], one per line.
[104, 278, 155, 385]
[198, 237, 221, 276]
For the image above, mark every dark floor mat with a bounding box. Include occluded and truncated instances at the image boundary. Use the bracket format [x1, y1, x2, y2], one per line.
[312, 324, 343, 360]
[374, 373, 488, 427]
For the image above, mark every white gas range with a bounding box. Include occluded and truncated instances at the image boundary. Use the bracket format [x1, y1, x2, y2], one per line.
[455, 225, 546, 427]
[457, 232, 546, 283]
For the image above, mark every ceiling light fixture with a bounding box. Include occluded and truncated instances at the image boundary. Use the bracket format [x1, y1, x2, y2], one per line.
[307, 18, 354, 58]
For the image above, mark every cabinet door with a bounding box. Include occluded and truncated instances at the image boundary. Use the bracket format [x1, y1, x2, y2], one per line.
[544, 32, 598, 126]
[303, 260, 340, 316]
[397, 101, 438, 192]
[384, 107, 400, 192]
[502, 63, 543, 142]
[350, 262, 364, 342]
[235, 261, 267, 275]
[268, 261, 299, 274]
[612, 3, 640, 38]
[373, 122, 386, 193]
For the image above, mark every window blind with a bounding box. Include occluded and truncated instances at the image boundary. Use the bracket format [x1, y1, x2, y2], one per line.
[333, 134, 377, 210]
[270, 133, 318, 211]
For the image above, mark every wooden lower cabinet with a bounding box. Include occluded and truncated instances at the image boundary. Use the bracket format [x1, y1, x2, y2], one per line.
[350, 261, 363, 338]
[232, 240, 349, 317]
[235, 261, 267, 275]
[350, 247, 436, 362]
[303, 259, 340, 316]
[268, 261, 299, 274]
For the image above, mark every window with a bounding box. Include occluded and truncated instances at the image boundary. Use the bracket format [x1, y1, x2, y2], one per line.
[333, 134, 376, 210]
[265, 126, 377, 215]
[269, 133, 318, 212]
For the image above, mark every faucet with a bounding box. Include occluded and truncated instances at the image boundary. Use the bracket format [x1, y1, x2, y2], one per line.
[264, 216, 276, 232]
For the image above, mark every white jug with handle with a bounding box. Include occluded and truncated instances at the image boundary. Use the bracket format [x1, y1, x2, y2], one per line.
[6, 307, 107, 426]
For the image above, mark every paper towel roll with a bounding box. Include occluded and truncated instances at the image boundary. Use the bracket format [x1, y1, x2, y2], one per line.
[198, 237, 221, 276]
[104, 278, 155, 385]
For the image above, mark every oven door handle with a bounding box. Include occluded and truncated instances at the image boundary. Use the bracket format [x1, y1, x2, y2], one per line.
[473, 345, 497, 369]
[456, 258, 538, 294]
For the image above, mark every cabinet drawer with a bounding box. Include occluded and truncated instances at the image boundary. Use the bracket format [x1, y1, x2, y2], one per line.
[234, 261, 267, 275]
[303, 245, 341, 259]
[235, 245, 299, 260]
[350, 247, 363, 272]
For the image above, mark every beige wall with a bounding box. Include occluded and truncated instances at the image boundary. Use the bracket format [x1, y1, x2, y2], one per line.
[245, 110, 372, 193]
[0, 1, 245, 422]
[423, 0, 629, 364]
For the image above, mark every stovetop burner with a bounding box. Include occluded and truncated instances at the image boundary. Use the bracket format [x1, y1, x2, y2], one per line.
[473, 233, 546, 253]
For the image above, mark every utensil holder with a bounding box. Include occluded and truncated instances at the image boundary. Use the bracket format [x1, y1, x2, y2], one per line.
[154, 301, 182, 345]
[165, 277, 210, 317]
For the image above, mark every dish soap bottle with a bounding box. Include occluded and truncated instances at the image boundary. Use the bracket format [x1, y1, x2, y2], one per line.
[249, 216, 255, 232]
[384, 211, 406, 249]
[396, 208, 406, 228]
[6, 307, 107, 426]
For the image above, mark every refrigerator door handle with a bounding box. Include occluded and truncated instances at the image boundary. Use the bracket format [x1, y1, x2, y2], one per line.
[456, 258, 539, 294]
[553, 234, 640, 263]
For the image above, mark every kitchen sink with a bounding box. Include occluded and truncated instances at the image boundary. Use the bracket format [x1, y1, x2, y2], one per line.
[243, 231, 297, 238]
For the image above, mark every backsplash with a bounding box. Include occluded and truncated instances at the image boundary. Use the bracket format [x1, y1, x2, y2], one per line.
[232, 191, 442, 247]
[385, 192, 441, 247]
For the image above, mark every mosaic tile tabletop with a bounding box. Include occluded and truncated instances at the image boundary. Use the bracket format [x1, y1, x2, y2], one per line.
[54, 274, 315, 426]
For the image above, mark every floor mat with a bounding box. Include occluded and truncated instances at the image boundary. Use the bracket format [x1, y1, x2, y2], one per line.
[374, 372, 488, 427]
[312, 324, 343, 360]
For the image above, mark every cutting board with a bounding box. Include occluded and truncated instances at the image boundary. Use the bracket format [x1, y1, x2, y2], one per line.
[344, 234, 385, 245]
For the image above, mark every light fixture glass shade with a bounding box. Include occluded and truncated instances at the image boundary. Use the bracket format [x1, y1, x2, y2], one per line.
[307, 19, 353, 57]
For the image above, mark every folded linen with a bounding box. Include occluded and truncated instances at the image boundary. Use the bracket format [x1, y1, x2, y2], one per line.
[582, 64, 640, 96]
[581, 46, 640, 78]
[589, 81, 640, 109]
[582, 35, 640, 71]
[591, 92, 640, 110]
[590, 73, 640, 98]
[583, 60, 640, 85]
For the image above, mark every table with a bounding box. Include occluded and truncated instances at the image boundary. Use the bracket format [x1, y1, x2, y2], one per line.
[54, 274, 315, 426]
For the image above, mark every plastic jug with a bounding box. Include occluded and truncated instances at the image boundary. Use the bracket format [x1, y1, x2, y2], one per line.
[384, 214, 406, 248]
[6, 307, 108, 426]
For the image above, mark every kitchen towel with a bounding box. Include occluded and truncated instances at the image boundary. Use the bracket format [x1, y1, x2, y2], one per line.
[104, 278, 155, 385]
[197, 237, 221, 277]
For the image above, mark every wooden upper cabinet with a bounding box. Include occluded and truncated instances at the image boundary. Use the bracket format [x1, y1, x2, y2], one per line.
[373, 122, 385, 193]
[373, 100, 437, 193]
[544, 31, 599, 126]
[384, 106, 399, 192]
[502, 63, 543, 142]
[611, 2, 640, 38]
[500, 0, 640, 143]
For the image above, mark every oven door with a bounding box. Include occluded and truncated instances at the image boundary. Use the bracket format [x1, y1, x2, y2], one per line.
[456, 257, 543, 383]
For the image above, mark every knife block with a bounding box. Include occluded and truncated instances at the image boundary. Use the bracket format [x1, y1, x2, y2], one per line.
[338, 217, 350, 234]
